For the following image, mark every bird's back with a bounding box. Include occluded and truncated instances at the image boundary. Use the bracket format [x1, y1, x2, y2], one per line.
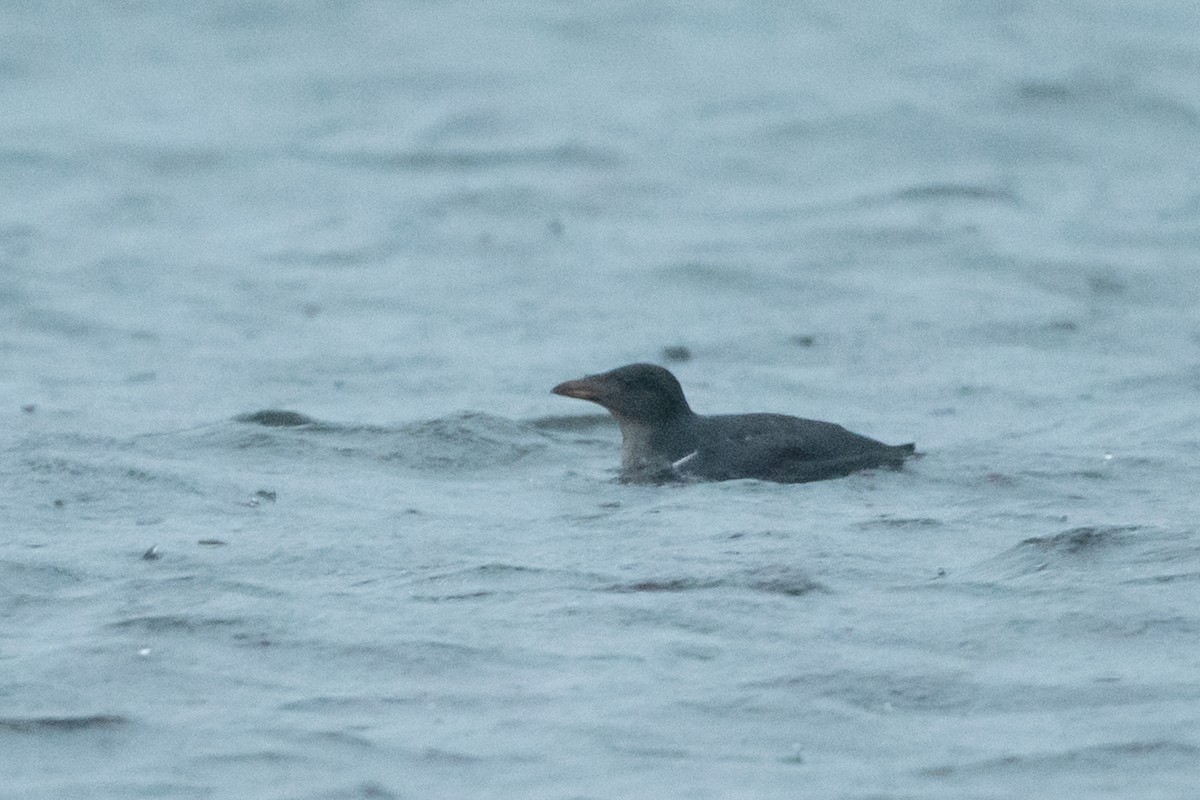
[688, 413, 914, 483]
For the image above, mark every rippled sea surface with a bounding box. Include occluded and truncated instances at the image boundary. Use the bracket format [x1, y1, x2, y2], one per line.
[4, 2, 1200, 797]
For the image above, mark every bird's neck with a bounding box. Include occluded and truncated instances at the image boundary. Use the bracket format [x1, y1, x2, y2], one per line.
[614, 414, 697, 477]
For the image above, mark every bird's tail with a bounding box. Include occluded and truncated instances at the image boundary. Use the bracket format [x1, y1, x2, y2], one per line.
[886, 442, 919, 466]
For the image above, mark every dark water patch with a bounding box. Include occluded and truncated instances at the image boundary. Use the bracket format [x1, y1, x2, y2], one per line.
[1125, 570, 1200, 586]
[1088, 271, 1127, 297]
[724, 529, 793, 542]
[419, 747, 484, 764]
[209, 427, 355, 459]
[1101, 615, 1200, 637]
[235, 410, 319, 427]
[407, 562, 604, 601]
[833, 674, 974, 713]
[117, 144, 237, 176]
[751, 671, 974, 713]
[411, 590, 497, 602]
[1072, 467, 1113, 480]
[418, 106, 509, 143]
[25, 456, 97, 479]
[889, 182, 1019, 205]
[386, 640, 508, 672]
[80, 782, 211, 799]
[205, 412, 547, 470]
[279, 638, 506, 675]
[123, 370, 157, 385]
[741, 565, 827, 596]
[974, 679, 1200, 714]
[0, 147, 82, 172]
[0, 57, 24, 79]
[843, 224, 948, 249]
[264, 245, 391, 268]
[22, 452, 203, 502]
[1103, 370, 1200, 402]
[962, 526, 1144, 583]
[108, 614, 247, 634]
[606, 566, 825, 597]
[1010, 78, 1199, 128]
[90, 193, 174, 227]
[660, 344, 692, 362]
[608, 577, 723, 593]
[0, 559, 84, 589]
[303, 142, 620, 172]
[655, 261, 800, 293]
[281, 696, 399, 714]
[423, 184, 565, 219]
[306, 781, 400, 800]
[546, 2, 678, 40]
[606, 743, 691, 760]
[18, 307, 115, 340]
[858, 515, 944, 530]
[1019, 526, 1140, 555]
[0, 222, 36, 263]
[920, 739, 1200, 778]
[973, 317, 1088, 349]
[894, 182, 1018, 203]
[192, 749, 308, 766]
[0, 714, 129, 733]
[754, 673, 1200, 717]
[1015, 80, 1076, 104]
[207, 1, 298, 31]
[280, 692, 495, 715]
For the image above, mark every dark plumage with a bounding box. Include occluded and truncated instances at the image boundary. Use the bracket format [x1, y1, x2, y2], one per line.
[551, 363, 916, 484]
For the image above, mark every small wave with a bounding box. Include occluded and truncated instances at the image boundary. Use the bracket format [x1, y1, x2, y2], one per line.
[608, 577, 723, 593]
[107, 614, 246, 634]
[0, 560, 84, 589]
[0, 714, 129, 733]
[305, 780, 401, 799]
[301, 142, 621, 172]
[1124, 570, 1200, 586]
[382, 412, 549, 471]
[858, 515, 944, 530]
[234, 410, 320, 428]
[208, 411, 553, 473]
[192, 749, 308, 766]
[1017, 525, 1141, 555]
[958, 525, 1145, 584]
[891, 182, 1019, 205]
[743, 566, 827, 597]
[606, 566, 825, 597]
[286, 638, 505, 674]
[407, 562, 603, 601]
[1012, 79, 1199, 128]
[921, 739, 1200, 778]
[749, 670, 972, 713]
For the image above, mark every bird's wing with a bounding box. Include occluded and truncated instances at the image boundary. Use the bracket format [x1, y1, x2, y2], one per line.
[694, 414, 908, 482]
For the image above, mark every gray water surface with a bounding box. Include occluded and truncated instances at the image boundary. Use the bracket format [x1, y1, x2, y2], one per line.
[3, 2, 1200, 798]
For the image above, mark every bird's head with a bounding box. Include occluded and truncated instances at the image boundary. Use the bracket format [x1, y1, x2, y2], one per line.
[552, 363, 693, 425]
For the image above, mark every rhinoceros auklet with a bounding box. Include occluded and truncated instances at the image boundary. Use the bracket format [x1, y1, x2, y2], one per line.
[552, 363, 916, 484]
